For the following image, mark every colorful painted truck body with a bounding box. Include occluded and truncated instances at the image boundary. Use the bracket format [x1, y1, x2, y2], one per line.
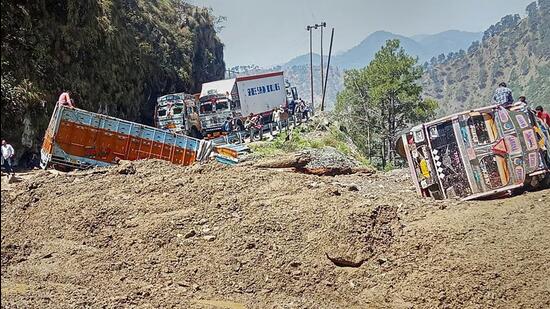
[41, 105, 213, 170]
[397, 105, 550, 200]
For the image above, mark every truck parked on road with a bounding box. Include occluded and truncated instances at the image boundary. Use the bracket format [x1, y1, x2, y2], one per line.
[198, 71, 289, 136]
[154, 93, 203, 138]
[154, 72, 298, 139]
[397, 105, 550, 200]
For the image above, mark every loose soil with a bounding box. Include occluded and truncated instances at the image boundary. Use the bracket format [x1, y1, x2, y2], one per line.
[1, 159, 549, 308]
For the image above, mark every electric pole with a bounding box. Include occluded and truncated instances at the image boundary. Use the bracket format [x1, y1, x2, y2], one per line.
[306, 24, 317, 114]
[321, 27, 334, 112]
[319, 22, 326, 101]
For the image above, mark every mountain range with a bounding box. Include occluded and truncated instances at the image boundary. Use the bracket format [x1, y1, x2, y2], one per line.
[284, 30, 482, 69]
[231, 30, 483, 110]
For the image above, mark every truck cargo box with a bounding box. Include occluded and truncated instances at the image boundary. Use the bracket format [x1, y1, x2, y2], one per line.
[236, 71, 287, 116]
[41, 105, 213, 170]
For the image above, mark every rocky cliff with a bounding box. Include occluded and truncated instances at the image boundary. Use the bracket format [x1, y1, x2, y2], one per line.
[1, 0, 225, 161]
[422, 0, 550, 116]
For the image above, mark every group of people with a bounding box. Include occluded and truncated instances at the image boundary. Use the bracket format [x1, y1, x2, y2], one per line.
[222, 113, 246, 133]
[222, 99, 312, 136]
[493, 82, 550, 126]
[288, 98, 310, 122]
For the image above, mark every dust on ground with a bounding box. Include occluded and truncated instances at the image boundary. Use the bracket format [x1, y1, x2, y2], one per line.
[1, 159, 549, 308]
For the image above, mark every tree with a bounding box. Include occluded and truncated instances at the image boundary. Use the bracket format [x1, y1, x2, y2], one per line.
[336, 39, 438, 168]
[335, 69, 377, 161]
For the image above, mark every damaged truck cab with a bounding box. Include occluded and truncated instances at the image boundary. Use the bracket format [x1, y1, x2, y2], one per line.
[398, 105, 550, 200]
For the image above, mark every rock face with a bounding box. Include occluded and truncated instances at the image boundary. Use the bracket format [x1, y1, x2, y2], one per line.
[422, 0, 550, 116]
[0, 0, 225, 162]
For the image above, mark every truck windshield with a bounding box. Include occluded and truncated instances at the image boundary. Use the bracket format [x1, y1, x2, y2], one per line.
[199, 101, 229, 115]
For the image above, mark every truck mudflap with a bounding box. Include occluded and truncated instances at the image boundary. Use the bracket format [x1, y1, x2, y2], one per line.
[40, 105, 213, 170]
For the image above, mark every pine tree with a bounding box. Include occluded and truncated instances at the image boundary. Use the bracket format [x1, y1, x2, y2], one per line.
[336, 39, 438, 168]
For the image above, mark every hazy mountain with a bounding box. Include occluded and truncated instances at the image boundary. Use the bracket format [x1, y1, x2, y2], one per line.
[336, 31, 425, 68]
[422, 0, 550, 115]
[237, 29, 484, 111]
[285, 53, 326, 68]
[413, 30, 483, 59]
[284, 30, 482, 69]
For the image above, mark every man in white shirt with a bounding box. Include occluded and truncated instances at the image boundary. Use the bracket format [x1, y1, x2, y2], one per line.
[1, 140, 15, 176]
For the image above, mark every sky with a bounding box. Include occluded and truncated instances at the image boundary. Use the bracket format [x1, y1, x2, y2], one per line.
[189, 0, 534, 67]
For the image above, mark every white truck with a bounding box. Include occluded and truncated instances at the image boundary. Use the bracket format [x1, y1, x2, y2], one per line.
[198, 71, 288, 136]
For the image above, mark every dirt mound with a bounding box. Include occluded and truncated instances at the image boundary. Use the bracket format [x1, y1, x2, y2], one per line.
[2, 159, 549, 308]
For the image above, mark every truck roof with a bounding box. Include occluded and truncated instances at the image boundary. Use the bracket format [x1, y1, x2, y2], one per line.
[235, 71, 283, 82]
[200, 78, 236, 99]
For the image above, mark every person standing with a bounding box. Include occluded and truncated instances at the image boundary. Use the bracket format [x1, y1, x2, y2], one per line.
[493, 82, 514, 107]
[272, 106, 283, 131]
[57, 90, 75, 108]
[1, 140, 15, 176]
[535, 106, 550, 126]
[288, 99, 296, 116]
[295, 100, 304, 122]
[302, 101, 310, 122]
[231, 113, 244, 132]
[222, 117, 233, 133]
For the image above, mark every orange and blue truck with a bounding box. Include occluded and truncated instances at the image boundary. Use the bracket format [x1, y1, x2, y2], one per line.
[40, 105, 213, 170]
[397, 105, 550, 200]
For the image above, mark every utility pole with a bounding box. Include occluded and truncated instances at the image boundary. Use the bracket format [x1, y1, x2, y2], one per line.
[226, 68, 238, 78]
[321, 27, 334, 112]
[319, 22, 326, 101]
[306, 24, 317, 114]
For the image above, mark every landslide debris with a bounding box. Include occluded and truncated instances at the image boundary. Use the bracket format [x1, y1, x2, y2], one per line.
[255, 147, 374, 176]
[1, 159, 549, 308]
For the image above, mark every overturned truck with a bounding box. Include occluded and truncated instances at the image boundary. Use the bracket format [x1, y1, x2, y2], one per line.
[41, 105, 213, 170]
[397, 105, 550, 200]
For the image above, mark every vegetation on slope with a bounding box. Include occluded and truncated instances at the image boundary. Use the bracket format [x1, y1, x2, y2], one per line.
[1, 0, 225, 159]
[249, 122, 371, 167]
[422, 0, 550, 115]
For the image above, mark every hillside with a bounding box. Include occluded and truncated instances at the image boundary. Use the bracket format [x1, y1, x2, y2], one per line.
[422, 0, 550, 115]
[0, 0, 225, 160]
